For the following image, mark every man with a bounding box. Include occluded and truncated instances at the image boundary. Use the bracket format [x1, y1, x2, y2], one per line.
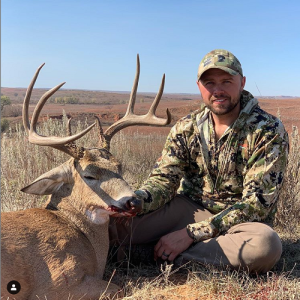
[109, 49, 289, 273]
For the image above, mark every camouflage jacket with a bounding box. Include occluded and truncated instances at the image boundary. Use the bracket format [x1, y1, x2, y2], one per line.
[137, 90, 289, 242]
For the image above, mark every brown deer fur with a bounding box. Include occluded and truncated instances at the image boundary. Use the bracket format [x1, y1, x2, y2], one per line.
[1, 150, 138, 299]
[1, 57, 170, 299]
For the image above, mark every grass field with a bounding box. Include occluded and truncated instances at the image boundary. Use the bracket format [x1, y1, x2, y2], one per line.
[1, 102, 300, 299]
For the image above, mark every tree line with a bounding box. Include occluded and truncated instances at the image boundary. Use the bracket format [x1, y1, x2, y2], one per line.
[49, 96, 79, 104]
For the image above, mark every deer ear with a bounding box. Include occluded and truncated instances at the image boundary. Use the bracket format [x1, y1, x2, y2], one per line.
[21, 162, 73, 195]
[21, 179, 64, 195]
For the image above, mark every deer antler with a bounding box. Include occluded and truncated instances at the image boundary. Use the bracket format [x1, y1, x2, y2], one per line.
[23, 63, 95, 159]
[99, 54, 171, 150]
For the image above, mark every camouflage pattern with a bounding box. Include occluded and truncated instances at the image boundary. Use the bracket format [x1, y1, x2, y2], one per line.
[197, 49, 243, 81]
[136, 90, 289, 243]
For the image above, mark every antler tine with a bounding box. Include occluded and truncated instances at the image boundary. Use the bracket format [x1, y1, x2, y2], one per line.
[23, 64, 96, 158]
[67, 118, 72, 136]
[31, 81, 66, 133]
[147, 73, 171, 124]
[124, 54, 140, 117]
[28, 83, 96, 147]
[23, 63, 45, 134]
[94, 115, 108, 149]
[101, 55, 171, 150]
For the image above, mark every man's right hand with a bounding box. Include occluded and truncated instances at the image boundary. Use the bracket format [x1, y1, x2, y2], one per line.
[134, 189, 148, 201]
[133, 190, 148, 214]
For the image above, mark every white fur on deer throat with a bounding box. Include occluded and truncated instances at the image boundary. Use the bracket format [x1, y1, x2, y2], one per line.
[85, 207, 111, 224]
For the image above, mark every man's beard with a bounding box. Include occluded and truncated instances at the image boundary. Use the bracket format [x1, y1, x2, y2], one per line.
[206, 93, 242, 116]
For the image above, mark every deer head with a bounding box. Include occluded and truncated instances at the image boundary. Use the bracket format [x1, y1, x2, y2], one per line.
[21, 55, 171, 225]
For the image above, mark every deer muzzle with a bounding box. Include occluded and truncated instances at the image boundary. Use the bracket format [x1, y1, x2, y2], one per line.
[125, 197, 143, 214]
[109, 196, 143, 217]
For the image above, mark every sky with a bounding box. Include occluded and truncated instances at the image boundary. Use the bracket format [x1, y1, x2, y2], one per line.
[1, 0, 300, 96]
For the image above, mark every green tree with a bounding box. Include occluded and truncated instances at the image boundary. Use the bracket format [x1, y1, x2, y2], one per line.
[1, 95, 11, 111]
[1, 118, 10, 132]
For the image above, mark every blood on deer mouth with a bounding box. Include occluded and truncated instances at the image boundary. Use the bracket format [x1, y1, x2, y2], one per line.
[108, 205, 137, 217]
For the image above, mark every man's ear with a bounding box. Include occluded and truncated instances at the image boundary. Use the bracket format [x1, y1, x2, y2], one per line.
[241, 76, 246, 90]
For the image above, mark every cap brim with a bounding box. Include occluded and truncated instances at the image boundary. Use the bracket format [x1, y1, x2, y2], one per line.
[198, 66, 239, 81]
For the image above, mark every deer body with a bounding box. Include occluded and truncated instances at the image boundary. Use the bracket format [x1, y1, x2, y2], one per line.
[2, 208, 115, 299]
[2, 151, 136, 299]
[1, 56, 171, 299]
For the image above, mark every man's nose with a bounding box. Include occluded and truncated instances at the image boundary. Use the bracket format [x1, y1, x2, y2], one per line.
[212, 84, 225, 96]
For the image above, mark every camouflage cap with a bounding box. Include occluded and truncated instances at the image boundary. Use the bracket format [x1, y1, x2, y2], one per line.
[197, 49, 243, 81]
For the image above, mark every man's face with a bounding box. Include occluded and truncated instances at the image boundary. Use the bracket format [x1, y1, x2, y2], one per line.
[197, 68, 246, 116]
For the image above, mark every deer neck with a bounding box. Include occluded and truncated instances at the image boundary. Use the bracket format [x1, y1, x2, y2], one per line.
[45, 193, 110, 277]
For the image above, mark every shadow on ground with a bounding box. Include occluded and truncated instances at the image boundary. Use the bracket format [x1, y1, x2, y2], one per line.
[273, 238, 300, 277]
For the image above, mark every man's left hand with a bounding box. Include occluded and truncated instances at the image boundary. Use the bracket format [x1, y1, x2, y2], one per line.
[154, 228, 194, 261]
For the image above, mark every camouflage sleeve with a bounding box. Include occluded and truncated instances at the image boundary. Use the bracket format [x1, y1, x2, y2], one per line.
[187, 127, 289, 243]
[136, 121, 191, 214]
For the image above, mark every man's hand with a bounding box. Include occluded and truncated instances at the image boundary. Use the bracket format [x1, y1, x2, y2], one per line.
[154, 228, 194, 261]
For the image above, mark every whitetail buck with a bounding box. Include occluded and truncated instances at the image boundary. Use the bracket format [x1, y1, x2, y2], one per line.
[1, 55, 171, 299]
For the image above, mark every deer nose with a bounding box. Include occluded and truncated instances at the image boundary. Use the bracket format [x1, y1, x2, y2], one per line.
[126, 197, 143, 214]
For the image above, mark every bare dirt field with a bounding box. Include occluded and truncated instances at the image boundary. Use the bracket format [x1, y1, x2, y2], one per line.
[2, 87, 299, 136]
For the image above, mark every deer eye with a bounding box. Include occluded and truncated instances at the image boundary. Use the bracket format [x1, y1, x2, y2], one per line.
[84, 176, 97, 180]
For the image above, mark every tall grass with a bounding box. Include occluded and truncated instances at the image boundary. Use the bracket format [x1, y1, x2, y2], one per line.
[274, 126, 300, 240]
[1, 116, 300, 299]
[0, 114, 166, 211]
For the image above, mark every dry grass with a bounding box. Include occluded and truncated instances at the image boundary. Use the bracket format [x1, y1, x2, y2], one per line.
[120, 267, 300, 300]
[1, 115, 300, 299]
[0, 114, 166, 211]
[101, 261, 300, 300]
[274, 126, 300, 241]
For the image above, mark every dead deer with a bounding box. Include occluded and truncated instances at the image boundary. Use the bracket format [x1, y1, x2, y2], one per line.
[1, 55, 171, 300]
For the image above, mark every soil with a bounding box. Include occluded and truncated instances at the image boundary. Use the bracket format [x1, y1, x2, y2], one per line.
[2, 87, 299, 136]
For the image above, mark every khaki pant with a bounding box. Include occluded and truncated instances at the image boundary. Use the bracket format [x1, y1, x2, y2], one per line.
[109, 195, 282, 273]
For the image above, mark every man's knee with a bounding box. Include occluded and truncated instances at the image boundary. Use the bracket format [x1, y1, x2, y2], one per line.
[176, 222, 282, 274]
[230, 222, 282, 273]
[249, 223, 282, 272]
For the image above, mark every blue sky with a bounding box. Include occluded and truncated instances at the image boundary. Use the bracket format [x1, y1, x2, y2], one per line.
[2, 0, 300, 96]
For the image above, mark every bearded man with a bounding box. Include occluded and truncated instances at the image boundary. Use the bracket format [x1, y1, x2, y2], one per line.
[110, 49, 289, 273]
